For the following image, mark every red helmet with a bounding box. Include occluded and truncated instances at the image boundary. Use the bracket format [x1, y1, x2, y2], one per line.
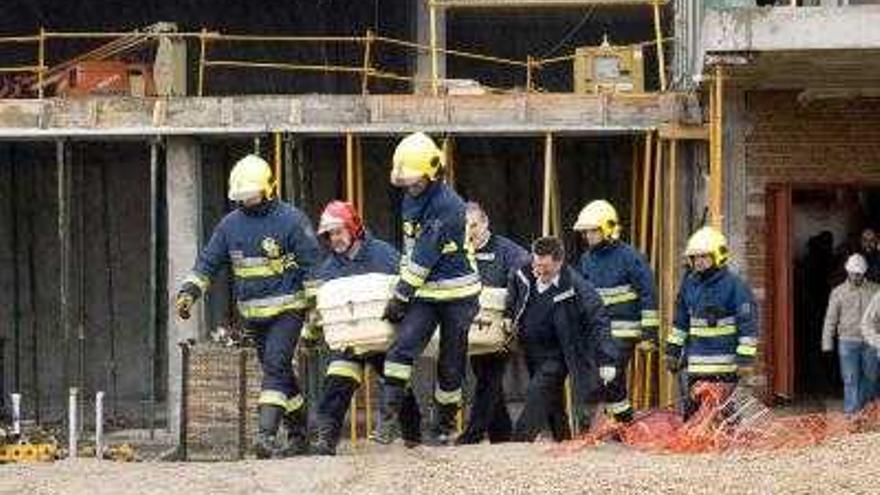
[318, 201, 365, 240]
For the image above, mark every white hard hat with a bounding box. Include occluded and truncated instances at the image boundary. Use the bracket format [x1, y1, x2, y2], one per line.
[845, 254, 868, 274]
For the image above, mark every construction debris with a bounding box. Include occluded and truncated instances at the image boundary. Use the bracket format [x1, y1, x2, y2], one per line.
[564, 381, 880, 455]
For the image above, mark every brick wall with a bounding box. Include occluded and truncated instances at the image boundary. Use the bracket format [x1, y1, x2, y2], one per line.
[743, 90, 880, 356]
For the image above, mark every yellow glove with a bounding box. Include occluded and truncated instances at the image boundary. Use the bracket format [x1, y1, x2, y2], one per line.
[175, 293, 194, 320]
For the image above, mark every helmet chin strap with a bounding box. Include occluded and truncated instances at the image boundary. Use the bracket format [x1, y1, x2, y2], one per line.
[344, 238, 363, 259]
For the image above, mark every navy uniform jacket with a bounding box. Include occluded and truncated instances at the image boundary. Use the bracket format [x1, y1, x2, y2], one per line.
[184, 199, 320, 324]
[474, 234, 531, 289]
[395, 182, 481, 302]
[578, 240, 659, 342]
[666, 267, 759, 378]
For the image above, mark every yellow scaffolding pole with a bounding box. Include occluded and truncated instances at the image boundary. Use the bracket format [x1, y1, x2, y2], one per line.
[362, 29, 375, 95]
[430, 0, 440, 96]
[661, 138, 679, 407]
[37, 28, 45, 99]
[364, 367, 373, 438]
[273, 132, 282, 197]
[709, 65, 724, 229]
[540, 132, 576, 432]
[443, 136, 456, 188]
[652, 0, 667, 92]
[651, 138, 663, 273]
[639, 132, 653, 253]
[346, 133, 356, 205]
[629, 136, 640, 244]
[542, 132, 554, 237]
[197, 28, 208, 96]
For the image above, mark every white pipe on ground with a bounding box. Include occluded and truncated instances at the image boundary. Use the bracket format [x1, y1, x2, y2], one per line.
[95, 391, 105, 459]
[68, 387, 78, 458]
[11, 393, 21, 436]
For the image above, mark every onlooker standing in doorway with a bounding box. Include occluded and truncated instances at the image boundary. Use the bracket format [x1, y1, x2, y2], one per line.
[822, 254, 880, 414]
[860, 228, 880, 283]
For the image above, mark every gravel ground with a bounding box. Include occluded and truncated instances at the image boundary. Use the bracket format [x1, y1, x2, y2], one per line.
[3, 433, 880, 495]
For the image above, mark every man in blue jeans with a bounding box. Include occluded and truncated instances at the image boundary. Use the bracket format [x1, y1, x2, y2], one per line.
[822, 253, 880, 414]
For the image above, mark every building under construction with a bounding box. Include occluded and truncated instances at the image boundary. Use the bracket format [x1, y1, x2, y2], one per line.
[0, 0, 879, 447]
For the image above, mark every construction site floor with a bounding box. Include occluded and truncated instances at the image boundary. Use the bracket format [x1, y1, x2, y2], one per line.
[2, 431, 879, 494]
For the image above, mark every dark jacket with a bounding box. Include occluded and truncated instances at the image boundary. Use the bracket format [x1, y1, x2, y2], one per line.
[507, 265, 616, 402]
[474, 234, 531, 289]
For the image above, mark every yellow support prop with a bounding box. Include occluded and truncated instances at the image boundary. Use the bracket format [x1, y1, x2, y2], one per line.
[364, 366, 373, 438]
[361, 29, 374, 95]
[350, 393, 358, 446]
[37, 28, 45, 99]
[273, 132, 282, 197]
[442, 137, 455, 188]
[430, 0, 439, 96]
[643, 350, 654, 408]
[652, 0, 667, 91]
[639, 132, 653, 253]
[630, 348, 641, 410]
[197, 28, 208, 96]
[564, 377, 575, 436]
[709, 65, 725, 229]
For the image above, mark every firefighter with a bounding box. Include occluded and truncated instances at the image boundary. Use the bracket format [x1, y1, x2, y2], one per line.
[507, 237, 617, 442]
[174, 154, 320, 459]
[375, 132, 482, 446]
[457, 201, 531, 445]
[309, 201, 422, 455]
[573, 199, 657, 423]
[665, 226, 759, 418]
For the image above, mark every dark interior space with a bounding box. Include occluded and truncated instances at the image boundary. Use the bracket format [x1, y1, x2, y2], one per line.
[793, 186, 880, 399]
[0, 1, 666, 96]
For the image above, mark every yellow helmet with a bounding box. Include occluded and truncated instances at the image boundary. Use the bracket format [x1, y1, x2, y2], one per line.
[390, 132, 443, 187]
[684, 226, 729, 267]
[228, 154, 274, 201]
[572, 200, 620, 240]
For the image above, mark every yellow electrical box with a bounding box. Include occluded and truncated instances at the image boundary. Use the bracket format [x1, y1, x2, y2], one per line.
[573, 37, 644, 94]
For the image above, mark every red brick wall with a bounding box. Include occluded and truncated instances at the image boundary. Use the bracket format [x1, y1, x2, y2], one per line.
[743, 90, 880, 371]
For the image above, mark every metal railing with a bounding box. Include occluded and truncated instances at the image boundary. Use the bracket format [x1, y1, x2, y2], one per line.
[0, 25, 673, 98]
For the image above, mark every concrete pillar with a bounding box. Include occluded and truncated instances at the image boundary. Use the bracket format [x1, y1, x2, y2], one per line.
[165, 137, 202, 437]
[415, 0, 446, 95]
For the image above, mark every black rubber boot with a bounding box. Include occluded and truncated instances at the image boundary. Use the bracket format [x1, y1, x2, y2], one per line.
[371, 383, 405, 445]
[312, 421, 338, 456]
[428, 403, 458, 446]
[279, 408, 309, 457]
[254, 404, 284, 459]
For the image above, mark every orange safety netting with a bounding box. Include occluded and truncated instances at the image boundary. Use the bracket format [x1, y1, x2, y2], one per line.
[559, 381, 880, 455]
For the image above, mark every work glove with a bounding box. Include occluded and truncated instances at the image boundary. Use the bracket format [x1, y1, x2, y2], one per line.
[300, 310, 324, 347]
[175, 292, 195, 320]
[382, 296, 408, 324]
[599, 366, 617, 385]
